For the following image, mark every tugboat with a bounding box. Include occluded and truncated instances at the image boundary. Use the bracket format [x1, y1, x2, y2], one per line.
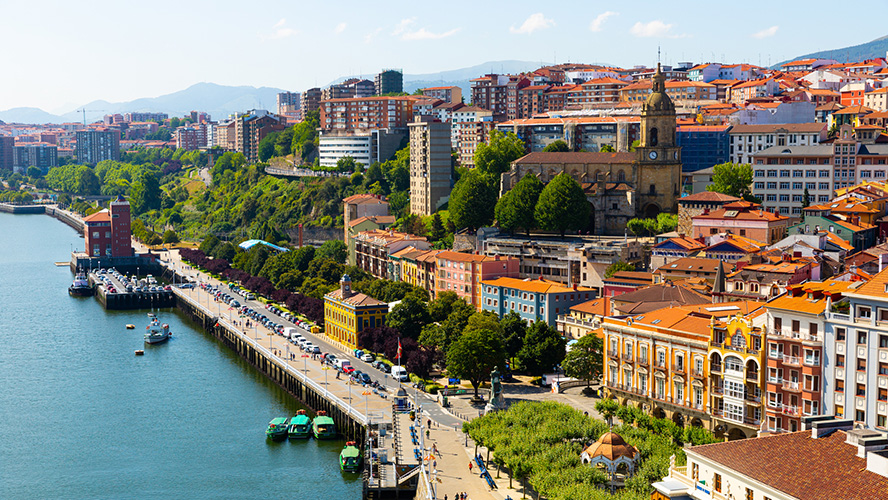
[339, 441, 362, 472]
[68, 273, 94, 296]
[312, 411, 336, 440]
[144, 317, 171, 344]
[288, 410, 312, 439]
[266, 417, 289, 440]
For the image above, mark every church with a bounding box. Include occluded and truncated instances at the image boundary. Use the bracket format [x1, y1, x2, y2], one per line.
[501, 65, 683, 236]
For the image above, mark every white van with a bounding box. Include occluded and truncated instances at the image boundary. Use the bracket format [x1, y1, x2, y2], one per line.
[391, 366, 409, 382]
[283, 327, 297, 338]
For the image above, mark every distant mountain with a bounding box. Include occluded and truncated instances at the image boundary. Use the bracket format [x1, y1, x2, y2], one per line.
[0, 83, 287, 125]
[775, 35, 888, 68]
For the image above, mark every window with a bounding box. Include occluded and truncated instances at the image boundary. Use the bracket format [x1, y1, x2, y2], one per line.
[858, 358, 867, 371]
[836, 354, 845, 368]
[879, 388, 887, 402]
[714, 473, 722, 493]
[836, 328, 846, 341]
[836, 379, 844, 393]
[858, 330, 868, 344]
[792, 182, 803, 190]
[779, 182, 790, 190]
[856, 410, 865, 423]
[746, 488, 754, 500]
[880, 363, 888, 376]
[858, 306, 872, 320]
[879, 415, 887, 428]
[767, 182, 777, 189]
[857, 383, 866, 397]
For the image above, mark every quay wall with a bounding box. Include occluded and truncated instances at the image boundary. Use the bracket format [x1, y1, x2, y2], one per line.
[174, 289, 367, 441]
[0, 203, 46, 214]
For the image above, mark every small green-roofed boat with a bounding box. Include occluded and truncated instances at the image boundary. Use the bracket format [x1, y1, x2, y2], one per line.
[266, 417, 289, 440]
[288, 410, 312, 439]
[312, 411, 336, 439]
[340, 441, 362, 472]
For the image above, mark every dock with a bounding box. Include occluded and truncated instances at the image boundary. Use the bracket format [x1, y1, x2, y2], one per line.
[88, 271, 175, 310]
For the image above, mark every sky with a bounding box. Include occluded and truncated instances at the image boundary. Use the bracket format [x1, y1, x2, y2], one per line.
[1, 0, 886, 113]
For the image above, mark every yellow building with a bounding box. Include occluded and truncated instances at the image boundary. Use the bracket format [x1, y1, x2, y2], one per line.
[602, 301, 763, 437]
[323, 274, 388, 349]
[556, 297, 610, 340]
[707, 312, 767, 441]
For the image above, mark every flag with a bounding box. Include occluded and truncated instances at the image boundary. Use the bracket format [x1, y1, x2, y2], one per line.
[397, 339, 402, 361]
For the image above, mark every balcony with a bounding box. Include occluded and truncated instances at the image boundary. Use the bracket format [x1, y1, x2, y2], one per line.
[782, 355, 801, 366]
[772, 329, 820, 343]
[746, 371, 759, 382]
[745, 393, 762, 404]
[712, 384, 724, 395]
[672, 364, 686, 375]
[691, 368, 705, 379]
[782, 380, 801, 392]
[653, 363, 668, 372]
[607, 349, 619, 359]
[636, 356, 649, 367]
[827, 312, 851, 322]
[710, 363, 722, 373]
[621, 352, 634, 362]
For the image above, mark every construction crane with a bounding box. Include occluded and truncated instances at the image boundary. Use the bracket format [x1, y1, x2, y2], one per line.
[77, 108, 105, 126]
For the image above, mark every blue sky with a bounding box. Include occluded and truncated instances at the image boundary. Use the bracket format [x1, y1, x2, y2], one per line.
[1, 0, 885, 112]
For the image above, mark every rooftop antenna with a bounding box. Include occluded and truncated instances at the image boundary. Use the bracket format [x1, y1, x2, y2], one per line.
[658, 45, 661, 65]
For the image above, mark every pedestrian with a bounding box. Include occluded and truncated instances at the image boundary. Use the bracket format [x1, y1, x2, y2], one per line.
[468, 461, 473, 473]
[427, 418, 432, 429]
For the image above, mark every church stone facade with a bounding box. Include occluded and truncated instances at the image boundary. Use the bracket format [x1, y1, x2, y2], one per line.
[502, 65, 682, 236]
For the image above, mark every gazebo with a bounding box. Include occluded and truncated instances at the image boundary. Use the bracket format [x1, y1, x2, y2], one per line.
[580, 432, 639, 480]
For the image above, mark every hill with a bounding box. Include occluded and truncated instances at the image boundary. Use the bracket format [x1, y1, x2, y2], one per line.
[775, 34, 888, 68]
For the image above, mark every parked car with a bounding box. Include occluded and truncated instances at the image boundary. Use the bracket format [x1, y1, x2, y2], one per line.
[360, 353, 374, 362]
[390, 366, 409, 382]
[357, 372, 371, 384]
[372, 361, 389, 373]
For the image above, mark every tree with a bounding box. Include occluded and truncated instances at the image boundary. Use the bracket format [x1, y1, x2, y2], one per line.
[76, 167, 101, 195]
[562, 333, 604, 386]
[258, 132, 278, 162]
[499, 172, 543, 235]
[162, 229, 179, 244]
[802, 188, 811, 208]
[542, 140, 570, 152]
[605, 261, 635, 278]
[599, 144, 616, 153]
[594, 398, 619, 426]
[317, 240, 347, 264]
[534, 173, 590, 238]
[515, 320, 566, 377]
[500, 310, 526, 363]
[706, 162, 754, 199]
[626, 218, 645, 238]
[27, 166, 42, 178]
[449, 169, 496, 231]
[475, 130, 526, 176]
[385, 292, 430, 340]
[446, 327, 506, 399]
[130, 171, 161, 214]
[656, 212, 678, 234]
[336, 156, 358, 173]
[429, 213, 446, 242]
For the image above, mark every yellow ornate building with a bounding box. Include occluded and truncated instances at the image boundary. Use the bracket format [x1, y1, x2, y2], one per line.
[707, 312, 767, 440]
[323, 274, 388, 349]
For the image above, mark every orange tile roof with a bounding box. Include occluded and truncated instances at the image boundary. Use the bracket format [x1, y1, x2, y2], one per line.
[436, 250, 513, 264]
[656, 257, 723, 273]
[656, 236, 706, 251]
[569, 297, 610, 316]
[327, 289, 387, 307]
[82, 210, 110, 223]
[848, 266, 888, 297]
[481, 276, 594, 294]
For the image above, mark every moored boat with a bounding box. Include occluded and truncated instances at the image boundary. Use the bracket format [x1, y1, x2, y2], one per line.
[339, 441, 362, 472]
[288, 410, 312, 439]
[266, 417, 289, 440]
[312, 411, 336, 439]
[68, 273, 94, 296]
[144, 318, 171, 344]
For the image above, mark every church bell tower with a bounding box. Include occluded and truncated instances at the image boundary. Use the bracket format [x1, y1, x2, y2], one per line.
[636, 63, 682, 217]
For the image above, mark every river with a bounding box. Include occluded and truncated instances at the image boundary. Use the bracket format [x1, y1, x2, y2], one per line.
[0, 212, 361, 499]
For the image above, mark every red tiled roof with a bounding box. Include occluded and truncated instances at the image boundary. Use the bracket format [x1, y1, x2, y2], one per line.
[688, 430, 888, 500]
[678, 192, 741, 203]
[513, 151, 635, 165]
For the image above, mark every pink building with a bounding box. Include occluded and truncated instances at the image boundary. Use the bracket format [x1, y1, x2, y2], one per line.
[435, 251, 519, 310]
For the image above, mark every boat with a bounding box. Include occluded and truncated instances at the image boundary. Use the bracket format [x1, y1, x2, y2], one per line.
[144, 318, 171, 344]
[266, 417, 289, 440]
[68, 273, 94, 296]
[288, 410, 312, 439]
[125, 324, 135, 329]
[312, 411, 336, 439]
[339, 441, 362, 472]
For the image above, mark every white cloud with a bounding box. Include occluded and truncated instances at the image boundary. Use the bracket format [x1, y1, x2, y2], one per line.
[334, 23, 347, 35]
[392, 18, 416, 36]
[629, 20, 688, 38]
[510, 13, 555, 35]
[751, 25, 779, 39]
[589, 11, 618, 32]
[363, 27, 383, 44]
[263, 18, 297, 39]
[401, 27, 461, 41]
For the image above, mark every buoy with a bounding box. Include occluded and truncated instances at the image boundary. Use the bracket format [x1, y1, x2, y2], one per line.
[135, 350, 144, 356]
[126, 324, 135, 329]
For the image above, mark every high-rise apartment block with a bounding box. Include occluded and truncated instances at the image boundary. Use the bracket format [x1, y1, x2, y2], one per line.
[470, 74, 530, 121]
[319, 96, 414, 131]
[276, 91, 302, 123]
[14, 144, 58, 171]
[175, 124, 208, 151]
[0, 136, 14, 171]
[75, 130, 120, 164]
[301, 88, 322, 116]
[234, 110, 286, 162]
[375, 69, 403, 96]
[422, 86, 462, 104]
[123, 112, 168, 123]
[322, 79, 375, 101]
[409, 116, 452, 216]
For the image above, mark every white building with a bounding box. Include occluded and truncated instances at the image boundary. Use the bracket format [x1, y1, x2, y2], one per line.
[318, 129, 406, 169]
[729, 123, 827, 165]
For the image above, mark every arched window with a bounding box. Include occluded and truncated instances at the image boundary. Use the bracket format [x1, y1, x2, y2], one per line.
[650, 127, 659, 147]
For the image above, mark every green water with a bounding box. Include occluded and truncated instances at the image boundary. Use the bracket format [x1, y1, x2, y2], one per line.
[0, 213, 361, 499]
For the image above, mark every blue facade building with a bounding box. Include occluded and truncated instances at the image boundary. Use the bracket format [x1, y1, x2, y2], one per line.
[480, 277, 596, 326]
[677, 125, 730, 173]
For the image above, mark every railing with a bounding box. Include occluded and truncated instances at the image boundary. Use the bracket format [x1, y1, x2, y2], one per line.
[746, 371, 759, 381]
[772, 329, 819, 343]
[622, 352, 634, 361]
[636, 356, 649, 366]
[782, 355, 801, 366]
[803, 357, 821, 367]
[672, 364, 686, 374]
[691, 368, 705, 378]
[828, 312, 851, 322]
[710, 363, 722, 373]
[779, 404, 800, 416]
[558, 316, 600, 329]
[607, 349, 619, 358]
[782, 380, 800, 392]
[745, 393, 761, 403]
[654, 363, 668, 371]
[712, 384, 724, 395]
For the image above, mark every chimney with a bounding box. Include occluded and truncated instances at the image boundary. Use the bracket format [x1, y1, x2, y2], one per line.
[775, 209, 780, 216]
[573, 283, 578, 291]
[703, 208, 710, 215]
[539, 275, 544, 281]
[809, 418, 853, 439]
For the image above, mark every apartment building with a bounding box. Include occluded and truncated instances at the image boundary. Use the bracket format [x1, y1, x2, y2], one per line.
[761, 281, 850, 433]
[729, 123, 827, 165]
[556, 297, 610, 340]
[691, 200, 790, 244]
[0, 136, 14, 171]
[422, 86, 462, 104]
[676, 125, 731, 173]
[13, 143, 57, 171]
[824, 268, 888, 430]
[342, 193, 390, 243]
[435, 251, 519, 309]
[75, 129, 120, 164]
[324, 274, 388, 350]
[565, 78, 628, 108]
[728, 78, 780, 104]
[620, 80, 717, 103]
[300, 88, 322, 115]
[374, 69, 403, 96]
[495, 116, 639, 153]
[408, 117, 452, 216]
[353, 229, 429, 280]
[235, 111, 286, 162]
[123, 112, 168, 123]
[470, 74, 530, 121]
[864, 88, 888, 112]
[319, 96, 414, 131]
[318, 128, 406, 169]
[174, 124, 207, 151]
[480, 277, 595, 325]
[322, 78, 375, 101]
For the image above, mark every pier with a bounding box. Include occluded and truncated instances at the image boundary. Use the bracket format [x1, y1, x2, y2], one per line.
[88, 271, 175, 310]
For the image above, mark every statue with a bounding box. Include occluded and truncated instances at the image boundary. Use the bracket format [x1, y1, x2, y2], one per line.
[484, 366, 507, 414]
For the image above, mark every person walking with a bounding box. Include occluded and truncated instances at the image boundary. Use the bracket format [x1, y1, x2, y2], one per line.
[468, 461, 473, 474]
